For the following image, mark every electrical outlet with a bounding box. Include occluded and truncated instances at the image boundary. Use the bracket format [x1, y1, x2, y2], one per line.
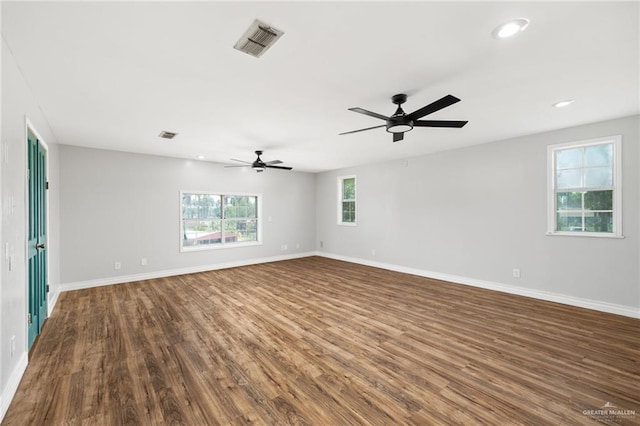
[10, 336, 15, 357]
[114, 261, 121, 270]
[372, 249, 376, 256]
[320, 241, 324, 248]
[141, 258, 147, 266]
[513, 268, 521, 278]
[281, 244, 288, 251]
[296, 243, 300, 249]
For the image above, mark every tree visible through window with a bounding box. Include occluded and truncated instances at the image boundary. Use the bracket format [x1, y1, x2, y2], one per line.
[548, 136, 622, 237]
[338, 175, 356, 225]
[181, 192, 259, 250]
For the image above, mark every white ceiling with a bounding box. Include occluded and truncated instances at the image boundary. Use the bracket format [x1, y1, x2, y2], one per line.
[2, 1, 638, 172]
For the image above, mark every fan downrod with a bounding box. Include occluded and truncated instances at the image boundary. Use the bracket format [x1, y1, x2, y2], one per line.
[391, 94, 407, 105]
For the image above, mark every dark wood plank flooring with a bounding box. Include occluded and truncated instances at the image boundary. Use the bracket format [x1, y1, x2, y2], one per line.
[3, 256, 639, 425]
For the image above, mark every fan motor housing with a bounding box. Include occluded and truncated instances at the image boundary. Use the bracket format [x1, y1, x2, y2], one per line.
[387, 97, 413, 133]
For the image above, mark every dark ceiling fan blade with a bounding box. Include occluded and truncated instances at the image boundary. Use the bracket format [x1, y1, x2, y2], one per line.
[339, 124, 386, 135]
[413, 120, 468, 128]
[265, 160, 283, 165]
[393, 132, 404, 142]
[265, 165, 293, 170]
[230, 158, 252, 164]
[406, 94, 461, 121]
[224, 165, 250, 168]
[348, 108, 389, 121]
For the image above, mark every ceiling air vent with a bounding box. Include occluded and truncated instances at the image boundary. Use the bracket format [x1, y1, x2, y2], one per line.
[233, 19, 284, 58]
[158, 131, 178, 139]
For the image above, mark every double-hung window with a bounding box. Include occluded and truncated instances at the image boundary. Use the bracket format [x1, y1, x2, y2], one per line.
[180, 192, 261, 251]
[547, 136, 622, 237]
[338, 175, 356, 225]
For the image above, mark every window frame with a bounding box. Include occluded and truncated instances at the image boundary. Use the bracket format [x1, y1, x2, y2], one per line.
[337, 175, 357, 226]
[546, 135, 623, 238]
[179, 190, 263, 252]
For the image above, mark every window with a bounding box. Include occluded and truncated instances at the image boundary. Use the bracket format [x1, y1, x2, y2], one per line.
[338, 175, 356, 225]
[547, 136, 622, 237]
[180, 192, 261, 251]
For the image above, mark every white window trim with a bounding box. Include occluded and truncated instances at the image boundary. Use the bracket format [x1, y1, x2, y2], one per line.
[546, 135, 623, 238]
[179, 190, 263, 252]
[337, 174, 357, 226]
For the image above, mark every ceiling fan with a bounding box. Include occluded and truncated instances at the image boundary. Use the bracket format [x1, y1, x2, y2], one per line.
[225, 150, 292, 173]
[340, 94, 468, 142]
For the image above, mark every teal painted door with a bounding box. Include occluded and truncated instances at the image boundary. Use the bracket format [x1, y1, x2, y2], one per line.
[27, 131, 47, 349]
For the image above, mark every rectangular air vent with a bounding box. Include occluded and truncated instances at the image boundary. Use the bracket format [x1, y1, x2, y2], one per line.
[233, 19, 284, 58]
[158, 131, 178, 139]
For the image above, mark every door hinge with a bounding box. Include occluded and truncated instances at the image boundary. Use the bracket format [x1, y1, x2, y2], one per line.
[46, 284, 50, 293]
[28, 313, 32, 324]
[46, 181, 49, 190]
[27, 169, 30, 180]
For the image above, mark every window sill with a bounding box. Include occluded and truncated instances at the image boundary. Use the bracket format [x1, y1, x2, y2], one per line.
[337, 222, 357, 227]
[545, 232, 624, 239]
[181, 241, 262, 253]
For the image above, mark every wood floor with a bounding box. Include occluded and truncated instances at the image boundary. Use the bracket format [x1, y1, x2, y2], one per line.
[3, 257, 639, 425]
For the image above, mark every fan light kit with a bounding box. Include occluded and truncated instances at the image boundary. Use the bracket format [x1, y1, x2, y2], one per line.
[492, 18, 529, 39]
[225, 150, 292, 173]
[553, 100, 575, 108]
[340, 93, 468, 142]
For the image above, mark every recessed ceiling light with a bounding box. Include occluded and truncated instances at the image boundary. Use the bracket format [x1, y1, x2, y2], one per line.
[492, 18, 529, 39]
[553, 100, 575, 108]
[195, 154, 205, 160]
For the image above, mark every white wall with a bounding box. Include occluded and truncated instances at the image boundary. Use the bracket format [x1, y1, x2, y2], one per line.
[316, 115, 640, 317]
[1, 38, 61, 419]
[58, 146, 316, 286]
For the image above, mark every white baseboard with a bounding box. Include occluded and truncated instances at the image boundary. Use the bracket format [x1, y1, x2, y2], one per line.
[58, 252, 316, 293]
[0, 352, 28, 423]
[316, 251, 640, 319]
[56, 250, 639, 319]
[48, 288, 59, 316]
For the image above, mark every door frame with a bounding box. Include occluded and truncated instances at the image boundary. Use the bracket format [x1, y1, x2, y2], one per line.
[24, 117, 50, 351]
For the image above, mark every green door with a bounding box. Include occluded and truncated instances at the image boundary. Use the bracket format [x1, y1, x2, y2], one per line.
[27, 130, 48, 349]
